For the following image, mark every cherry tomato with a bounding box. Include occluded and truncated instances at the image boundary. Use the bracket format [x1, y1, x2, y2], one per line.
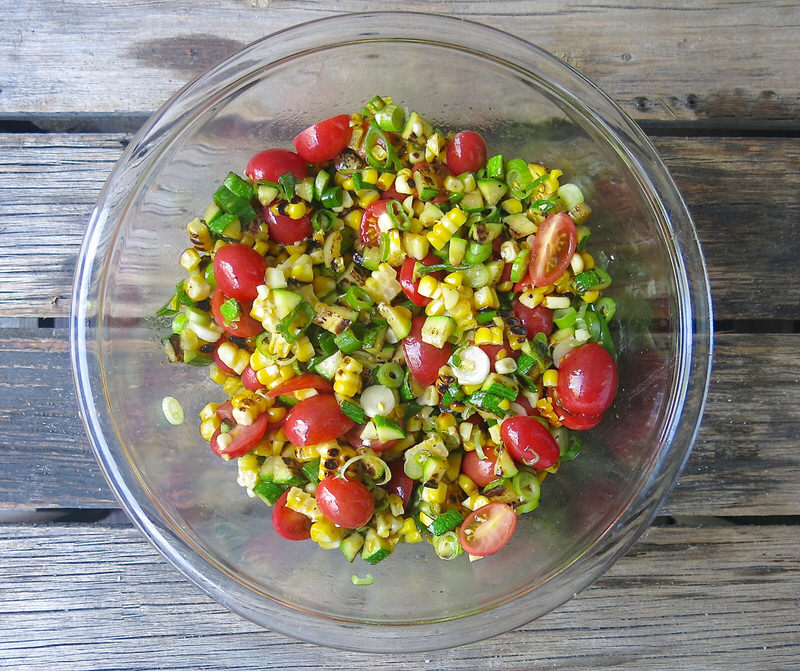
[478, 342, 520, 368]
[386, 459, 415, 508]
[512, 300, 554, 338]
[459, 502, 517, 556]
[209, 411, 269, 459]
[210, 288, 263, 337]
[266, 374, 333, 398]
[360, 198, 391, 247]
[547, 387, 603, 430]
[272, 489, 312, 541]
[402, 316, 452, 387]
[529, 212, 577, 286]
[245, 148, 308, 182]
[240, 365, 263, 391]
[446, 131, 488, 175]
[293, 114, 352, 163]
[461, 446, 501, 488]
[283, 394, 354, 446]
[556, 343, 618, 417]
[399, 253, 443, 306]
[212, 243, 267, 302]
[211, 341, 236, 375]
[343, 424, 398, 453]
[263, 206, 314, 245]
[315, 476, 374, 529]
[500, 416, 560, 469]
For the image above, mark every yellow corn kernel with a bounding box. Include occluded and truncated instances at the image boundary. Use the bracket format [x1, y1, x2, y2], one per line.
[570, 253, 585, 274]
[267, 406, 287, 424]
[290, 260, 314, 283]
[376, 171, 396, 190]
[285, 202, 307, 220]
[426, 206, 466, 250]
[344, 209, 363, 230]
[360, 168, 378, 184]
[313, 275, 337, 298]
[403, 232, 430, 260]
[458, 473, 477, 495]
[248, 349, 270, 372]
[256, 364, 282, 387]
[187, 218, 213, 252]
[199, 402, 220, 421]
[214, 431, 234, 456]
[179, 247, 202, 271]
[223, 372, 243, 394]
[473, 286, 499, 310]
[294, 443, 319, 463]
[421, 482, 447, 505]
[253, 240, 270, 256]
[542, 295, 571, 310]
[393, 168, 414, 195]
[286, 486, 323, 522]
[216, 341, 249, 375]
[199, 416, 221, 441]
[554, 271, 573, 294]
[333, 172, 347, 186]
[358, 190, 381, 209]
[582, 290, 599, 303]
[581, 252, 595, 270]
[474, 325, 503, 346]
[294, 336, 315, 363]
[518, 287, 543, 309]
[333, 356, 364, 397]
[208, 364, 229, 385]
[184, 276, 211, 302]
[417, 275, 440, 299]
[444, 271, 463, 287]
[500, 198, 523, 214]
[375, 510, 404, 539]
[387, 494, 405, 517]
[401, 517, 423, 543]
[463, 493, 490, 511]
[342, 177, 355, 191]
[310, 518, 345, 550]
[279, 365, 296, 381]
[425, 298, 446, 317]
[536, 397, 562, 427]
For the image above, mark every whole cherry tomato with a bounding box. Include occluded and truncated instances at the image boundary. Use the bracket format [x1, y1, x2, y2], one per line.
[556, 343, 618, 417]
[283, 394, 353, 446]
[500, 416, 560, 469]
[446, 131, 488, 175]
[293, 114, 352, 163]
[212, 243, 267, 302]
[315, 476, 374, 529]
[512, 300, 554, 338]
[246, 148, 308, 182]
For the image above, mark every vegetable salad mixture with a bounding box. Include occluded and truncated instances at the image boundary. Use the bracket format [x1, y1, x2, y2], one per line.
[160, 96, 618, 564]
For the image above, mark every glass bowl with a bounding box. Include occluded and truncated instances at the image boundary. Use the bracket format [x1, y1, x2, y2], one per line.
[70, 12, 712, 652]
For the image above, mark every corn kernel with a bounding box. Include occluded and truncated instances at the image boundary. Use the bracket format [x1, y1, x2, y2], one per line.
[473, 286, 499, 310]
[179, 247, 201, 271]
[582, 290, 599, 303]
[199, 417, 220, 441]
[570, 253, 585, 274]
[425, 298, 446, 317]
[401, 518, 423, 543]
[285, 202, 307, 220]
[199, 402, 219, 421]
[310, 519, 345, 549]
[581, 252, 595, 270]
[403, 232, 430, 260]
[458, 473, 477, 495]
[500, 198, 523, 214]
[377, 172, 396, 190]
[542, 295, 571, 310]
[495, 357, 517, 374]
[358, 190, 381, 209]
[444, 271, 463, 287]
[518, 288, 542, 309]
[267, 406, 287, 423]
[417, 275, 439, 298]
[463, 493, 490, 511]
[421, 482, 448, 505]
[344, 209, 363, 230]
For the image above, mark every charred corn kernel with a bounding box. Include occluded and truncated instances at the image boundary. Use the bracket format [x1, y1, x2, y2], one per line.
[419, 202, 445, 225]
[179, 247, 202, 271]
[310, 518, 346, 550]
[417, 275, 440, 299]
[199, 402, 220, 421]
[495, 357, 517, 374]
[426, 206, 466, 250]
[582, 290, 599, 303]
[580, 252, 595, 270]
[463, 493, 490, 511]
[200, 416, 221, 441]
[425, 297, 446, 317]
[333, 356, 364, 397]
[358, 190, 381, 209]
[184, 276, 211, 302]
[187, 218, 213, 252]
[267, 406, 287, 424]
[344, 209, 363, 230]
[376, 171, 396, 190]
[294, 335, 315, 363]
[473, 286, 499, 310]
[536, 397, 562, 427]
[570, 253, 585, 274]
[216, 341, 249, 375]
[393, 168, 414, 195]
[501, 198, 523, 214]
[421, 482, 447, 505]
[444, 271, 463, 287]
[474, 325, 504, 346]
[232, 393, 269, 426]
[425, 132, 447, 162]
[403, 232, 429, 260]
[249, 349, 271, 372]
[543, 295, 571, 310]
[401, 517, 423, 542]
[518, 287, 542, 309]
[458, 473, 478, 495]
[286, 486, 323, 522]
[388, 494, 405, 517]
[375, 510, 404, 539]
[291, 445, 316, 465]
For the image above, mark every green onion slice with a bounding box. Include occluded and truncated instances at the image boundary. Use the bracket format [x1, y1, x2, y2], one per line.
[376, 362, 404, 389]
[276, 301, 313, 344]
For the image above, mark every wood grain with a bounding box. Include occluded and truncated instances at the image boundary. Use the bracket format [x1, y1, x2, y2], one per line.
[1, 1, 799, 125]
[0, 522, 797, 669]
[1, 329, 798, 516]
[1, 134, 798, 320]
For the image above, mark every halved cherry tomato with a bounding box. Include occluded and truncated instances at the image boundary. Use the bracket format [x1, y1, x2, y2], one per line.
[461, 446, 501, 488]
[283, 394, 353, 446]
[529, 212, 577, 286]
[359, 198, 391, 247]
[386, 459, 415, 509]
[402, 316, 452, 387]
[246, 148, 308, 182]
[399, 252, 443, 306]
[210, 288, 263, 337]
[212, 243, 267, 302]
[272, 489, 312, 541]
[209, 411, 269, 459]
[263, 206, 314, 245]
[500, 416, 560, 469]
[240, 365, 263, 391]
[343, 424, 398, 453]
[459, 502, 517, 556]
[266, 374, 333, 398]
[556, 343, 618, 417]
[512, 300, 554, 338]
[446, 131, 488, 175]
[547, 387, 603, 430]
[293, 114, 352, 163]
[315, 476, 374, 529]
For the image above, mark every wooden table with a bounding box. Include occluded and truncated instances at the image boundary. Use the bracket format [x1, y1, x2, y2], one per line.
[2, 2, 799, 668]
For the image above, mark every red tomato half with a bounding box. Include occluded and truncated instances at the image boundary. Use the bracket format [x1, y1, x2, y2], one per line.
[343, 424, 398, 453]
[283, 394, 353, 446]
[263, 206, 313, 245]
[240, 365, 263, 391]
[212, 243, 267, 302]
[386, 459, 415, 508]
[512, 300, 554, 338]
[293, 114, 352, 163]
[210, 411, 269, 459]
[399, 253, 443, 306]
[272, 489, 312, 541]
[556, 343, 618, 417]
[246, 148, 308, 183]
[266, 374, 333, 398]
[462, 446, 501, 488]
[210, 289, 263, 337]
[359, 198, 391, 247]
[459, 502, 517, 556]
[446, 131, 487, 175]
[315, 476, 374, 529]
[402, 316, 452, 387]
[500, 416, 560, 469]
[529, 212, 577, 286]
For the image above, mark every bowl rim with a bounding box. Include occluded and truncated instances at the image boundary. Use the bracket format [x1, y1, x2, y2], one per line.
[70, 10, 713, 652]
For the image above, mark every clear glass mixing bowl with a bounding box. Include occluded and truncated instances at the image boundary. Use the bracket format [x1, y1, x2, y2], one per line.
[70, 12, 712, 652]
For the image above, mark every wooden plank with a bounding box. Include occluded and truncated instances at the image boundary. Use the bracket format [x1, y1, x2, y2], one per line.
[0, 523, 797, 669]
[1, 133, 799, 320]
[1, 1, 799, 125]
[1, 329, 798, 516]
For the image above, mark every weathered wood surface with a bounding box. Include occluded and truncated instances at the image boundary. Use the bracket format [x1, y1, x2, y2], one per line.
[0, 522, 797, 670]
[2, 134, 799, 320]
[1, 1, 799, 126]
[2, 329, 798, 516]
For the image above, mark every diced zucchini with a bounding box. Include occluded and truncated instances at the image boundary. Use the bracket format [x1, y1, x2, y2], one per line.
[493, 447, 519, 479]
[481, 373, 519, 401]
[252, 479, 285, 505]
[313, 302, 353, 335]
[460, 189, 485, 212]
[312, 350, 344, 381]
[574, 268, 612, 294]
[448, 236, 468, 265]
[377, 303, 412, 340]
[421, 315, 456, 349]
[400, 369, 425, 400]
[272, 289, 303, 319]
[340, 399, 368, 424]
[362, 529, 393, 564]
[421, 456, 447, 485]
[374, 415, 406, 442]
[259, 456, 305, 487]
[427, 508, 463, 536]
[341, 532, 365, 563]
[476, 178, 508, 206]
[505, 213, 538, 239]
